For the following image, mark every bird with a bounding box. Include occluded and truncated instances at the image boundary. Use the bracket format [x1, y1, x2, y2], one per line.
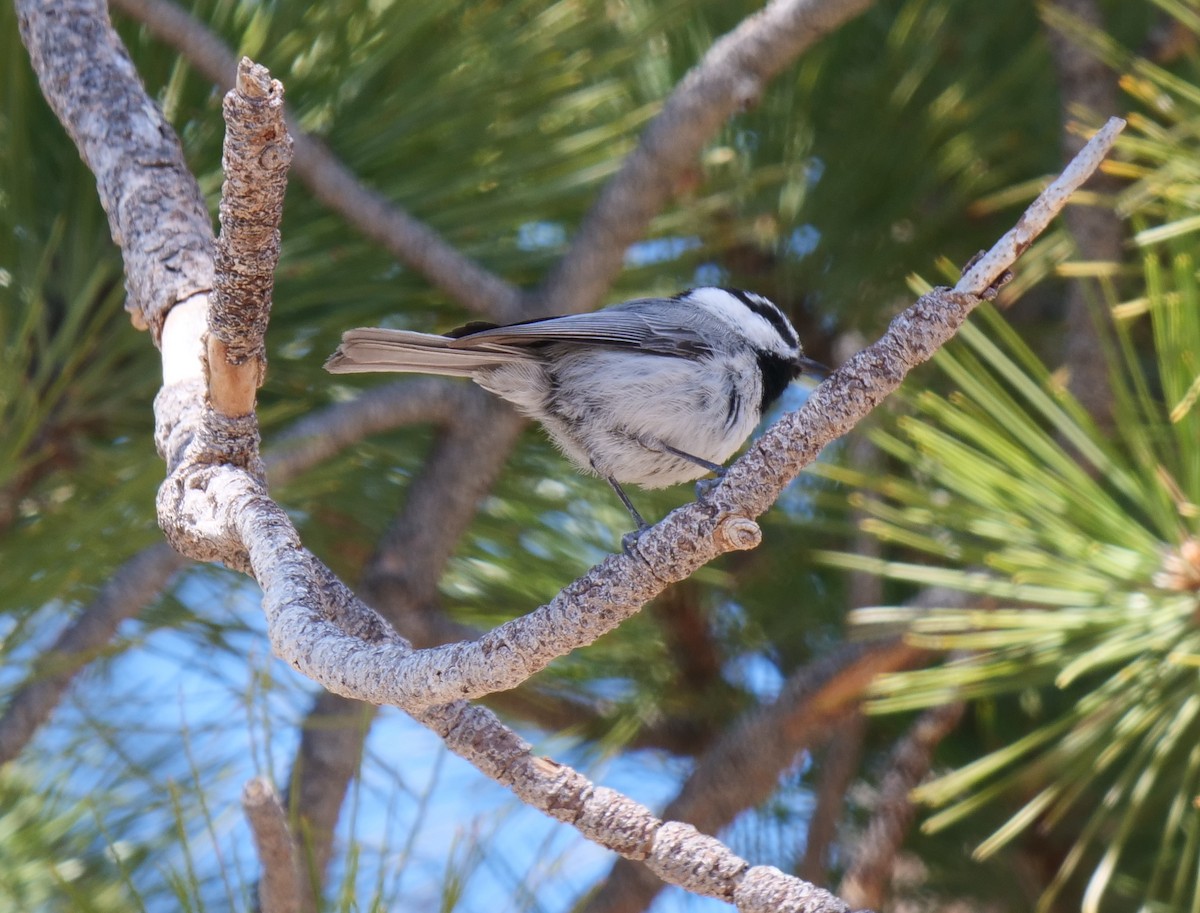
[325, 287, 823, 537]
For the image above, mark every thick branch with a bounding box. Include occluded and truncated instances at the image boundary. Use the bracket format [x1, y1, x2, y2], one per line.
[15, 0, 213, 340]
[109, 0, 524, 321]
[540, 0, 874, 311]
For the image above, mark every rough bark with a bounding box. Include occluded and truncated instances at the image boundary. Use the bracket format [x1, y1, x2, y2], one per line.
[579, 640, 926, 913]
[15, 0, 214, 340]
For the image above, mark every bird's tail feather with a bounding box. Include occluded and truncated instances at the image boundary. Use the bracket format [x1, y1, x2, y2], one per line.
[324, 327, 530, 377]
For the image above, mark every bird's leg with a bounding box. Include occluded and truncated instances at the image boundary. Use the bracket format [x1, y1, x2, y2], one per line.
[660, 443, 727, 498]
[594, 464, 650, 554]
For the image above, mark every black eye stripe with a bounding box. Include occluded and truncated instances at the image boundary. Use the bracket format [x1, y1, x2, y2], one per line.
[721, 288, 798, 349]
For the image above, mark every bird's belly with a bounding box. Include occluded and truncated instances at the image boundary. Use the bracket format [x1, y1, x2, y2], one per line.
[552, 354, 760, 489]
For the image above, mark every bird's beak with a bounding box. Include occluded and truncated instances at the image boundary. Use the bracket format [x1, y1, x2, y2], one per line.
[795, 355, 830, 380]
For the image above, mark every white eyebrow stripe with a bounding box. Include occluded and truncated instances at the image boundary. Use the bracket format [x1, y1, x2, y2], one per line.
[677, 287, 799, 353]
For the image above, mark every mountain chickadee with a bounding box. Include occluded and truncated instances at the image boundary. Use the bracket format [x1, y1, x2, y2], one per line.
[326, 287, 823, 535]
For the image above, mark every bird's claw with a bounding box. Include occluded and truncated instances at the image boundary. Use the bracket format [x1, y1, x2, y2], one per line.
[621, 527, 645, 557]
[695, 470, 726, 500]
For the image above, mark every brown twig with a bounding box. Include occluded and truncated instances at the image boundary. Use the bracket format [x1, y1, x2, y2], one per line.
[243, 776, 304, 913]
[1042, 0, 1125, 431]
[800, 712, 868, 884]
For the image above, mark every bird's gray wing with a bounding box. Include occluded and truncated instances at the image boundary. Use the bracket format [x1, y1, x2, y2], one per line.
[447, 301, 713, 359]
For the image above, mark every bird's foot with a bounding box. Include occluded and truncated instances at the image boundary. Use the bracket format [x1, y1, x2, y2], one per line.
[695, 468, 727, 499]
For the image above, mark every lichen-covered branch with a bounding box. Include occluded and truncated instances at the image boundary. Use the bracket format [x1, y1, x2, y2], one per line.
[15, 0, 214, 340]
[207, 59, 292, 418]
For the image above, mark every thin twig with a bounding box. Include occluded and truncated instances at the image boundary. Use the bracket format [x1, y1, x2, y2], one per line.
[283, 388, 523, 892]
[419, 700, 852, 913]
[0, 542, 188, 766]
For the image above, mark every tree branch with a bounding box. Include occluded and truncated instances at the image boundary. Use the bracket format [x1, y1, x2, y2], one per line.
[837, 701, 966, 910]
[19, 0, 1123, 905]
[0, 378, 470, 770]
[15, 0, 213, 340]
[1042, 0, 1125, 431]
[0, 542, 188, 766]
[108, 0, 524, 321]
[579, 639, 925, 913]
[799, 712, 868, 884]
[243, 776, 304, 913]
[539, 0, 875, 312]
[207, 59, 292, 418]
[283, 390, 524, 898]
[419, 698, 854, 913]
